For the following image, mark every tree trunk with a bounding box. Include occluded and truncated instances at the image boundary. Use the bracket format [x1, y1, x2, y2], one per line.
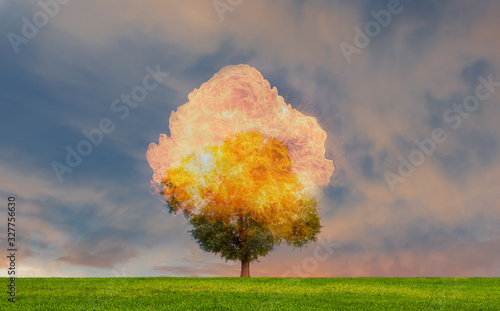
[240, 261, 250, 277]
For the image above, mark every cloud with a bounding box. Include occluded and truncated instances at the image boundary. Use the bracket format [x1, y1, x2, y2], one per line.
[1, 0, 500, 277]
[56, 229, 139, 268]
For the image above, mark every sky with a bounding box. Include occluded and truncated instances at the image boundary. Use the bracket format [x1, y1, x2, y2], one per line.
[1, 0, 500, 278]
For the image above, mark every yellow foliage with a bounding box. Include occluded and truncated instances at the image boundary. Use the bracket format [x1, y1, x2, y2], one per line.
[161, 131, 318, 238]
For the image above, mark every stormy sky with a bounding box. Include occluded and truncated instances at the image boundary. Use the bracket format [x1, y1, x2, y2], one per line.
[1, 0, 500, 277]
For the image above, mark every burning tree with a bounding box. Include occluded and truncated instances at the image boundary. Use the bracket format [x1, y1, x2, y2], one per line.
[147, 64, 334, 277]
[162, 131, 321, 277]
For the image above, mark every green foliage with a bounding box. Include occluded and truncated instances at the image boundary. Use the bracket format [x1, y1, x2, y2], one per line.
[189, 214, 276, 263]
[184, 196, 322, 264]
[186, 198, 323, 264]
[284, 197, 322, 247]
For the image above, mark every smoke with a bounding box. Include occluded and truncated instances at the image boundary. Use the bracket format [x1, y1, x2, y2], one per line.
[147, 64, 334, 195]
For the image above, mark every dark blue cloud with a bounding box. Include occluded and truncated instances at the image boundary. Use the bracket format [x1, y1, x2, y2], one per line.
[27, 197, 102, 238]
[183, 37, 257, 84]
[323, 168, 365, 216]
[359, 0, 444, 64]
[434, 148, 471, 180]
[463, 130, 499, 167]
[461, 59, 491, 87]
[392, 134, 415, 154]
[361, 155, 375, 179]
[343, 135, 390, 181]
[324, 184, 352, 208]
[56, 227, 139, 268]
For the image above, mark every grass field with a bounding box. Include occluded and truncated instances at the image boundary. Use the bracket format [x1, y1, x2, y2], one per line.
[2, 277, 499, 310]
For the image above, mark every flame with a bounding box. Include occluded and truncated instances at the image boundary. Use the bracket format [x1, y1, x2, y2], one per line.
[161, 131, 321, 238]
[147, 64, 334, 198]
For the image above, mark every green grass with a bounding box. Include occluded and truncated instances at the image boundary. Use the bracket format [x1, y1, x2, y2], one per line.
[1, 277, 499, 310]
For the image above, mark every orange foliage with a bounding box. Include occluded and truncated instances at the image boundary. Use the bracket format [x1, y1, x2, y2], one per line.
[161, 131, 318, 238]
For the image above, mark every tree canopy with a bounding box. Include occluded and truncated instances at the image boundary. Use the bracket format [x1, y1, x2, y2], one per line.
[160, 131, 322, 275]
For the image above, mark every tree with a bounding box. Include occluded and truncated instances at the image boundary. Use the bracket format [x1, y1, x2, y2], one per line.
[161, 131, 322, 277]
